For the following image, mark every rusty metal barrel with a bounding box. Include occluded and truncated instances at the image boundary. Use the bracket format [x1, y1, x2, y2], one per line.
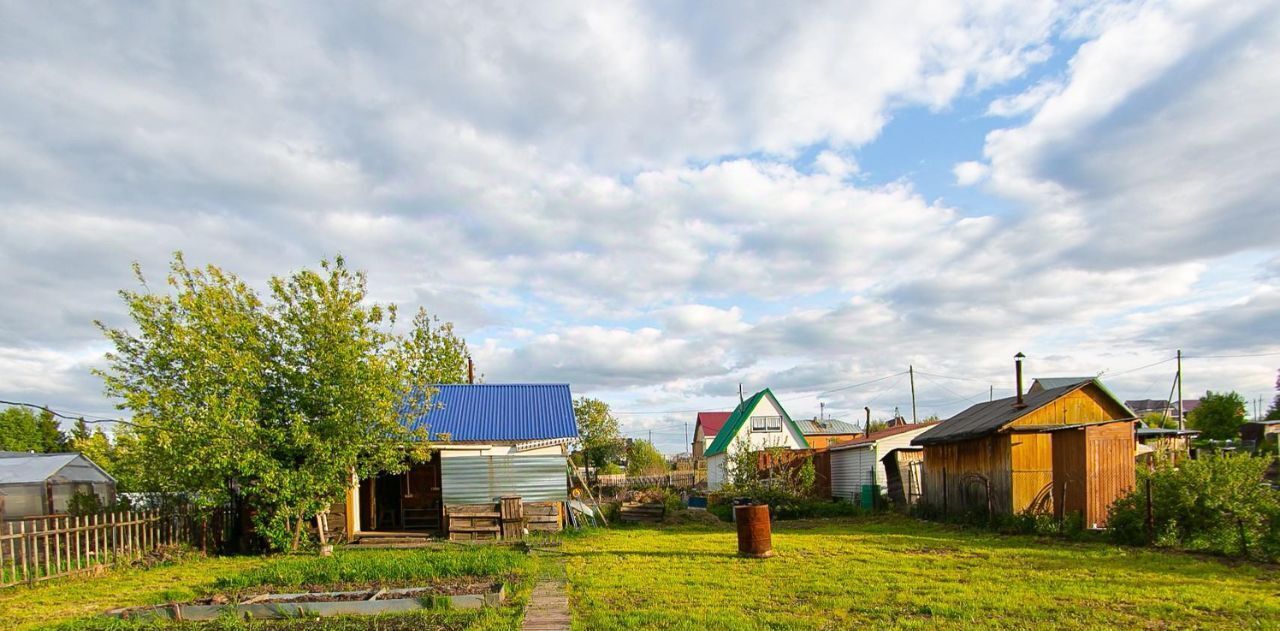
[733, 504, 775, 558]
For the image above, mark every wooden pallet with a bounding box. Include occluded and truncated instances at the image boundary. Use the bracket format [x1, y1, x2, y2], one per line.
[619, 502, 665, 523]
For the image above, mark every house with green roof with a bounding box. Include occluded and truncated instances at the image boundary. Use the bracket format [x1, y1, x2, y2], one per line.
[705, 388, 810, 490]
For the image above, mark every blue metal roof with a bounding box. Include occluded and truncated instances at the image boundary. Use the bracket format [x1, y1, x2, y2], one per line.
[401, 384, 578, 442]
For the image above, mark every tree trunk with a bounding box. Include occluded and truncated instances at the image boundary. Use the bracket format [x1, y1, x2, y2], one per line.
[290, 513, 305, 552]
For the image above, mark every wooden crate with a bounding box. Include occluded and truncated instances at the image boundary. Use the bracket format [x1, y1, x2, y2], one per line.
[446, 506, 501, 542]
[525, 502, 562, 532]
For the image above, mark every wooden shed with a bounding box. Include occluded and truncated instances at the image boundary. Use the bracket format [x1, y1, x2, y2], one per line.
[879, 447, 924, 507]
[912, 369, 1135, 519]
[1045, 419, 1136, 528]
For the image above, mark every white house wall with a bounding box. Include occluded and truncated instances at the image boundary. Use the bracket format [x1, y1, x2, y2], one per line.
[706, 395, 805, 491]
[721, 396, 807, 456]
[436, 444, 565, 458]
[706, 453, 726, 490]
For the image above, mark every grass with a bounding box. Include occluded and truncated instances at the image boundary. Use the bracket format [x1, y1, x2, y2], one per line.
[0, 554, 268, 631]
[562, 514, 1280, 630]
[0, 546, 536, 631]
[213, 546, 528, 593]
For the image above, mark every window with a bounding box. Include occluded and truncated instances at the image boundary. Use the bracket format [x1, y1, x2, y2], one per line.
[750, 415, 782, 432]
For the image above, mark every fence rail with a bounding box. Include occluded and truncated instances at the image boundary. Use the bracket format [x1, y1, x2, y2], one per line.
[595, 471, 706, 488]
[0, 509, 226, 588]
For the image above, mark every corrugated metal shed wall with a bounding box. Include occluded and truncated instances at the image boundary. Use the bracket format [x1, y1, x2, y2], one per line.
[831, 447, 875, 500]
[441, 455, 568, 505]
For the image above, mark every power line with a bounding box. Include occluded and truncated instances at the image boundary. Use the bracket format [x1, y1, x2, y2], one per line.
[916, 373, 979, 405]
[1103, 356, 1176, 377]
[816, 371, 909, 396]
[0, 399, 135, 427]
[1183, 351, 1280, 359]
[912, 370, 987, 383]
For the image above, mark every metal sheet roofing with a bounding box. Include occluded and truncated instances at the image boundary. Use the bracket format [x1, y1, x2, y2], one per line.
[1030, 377, 1093, 391]
[401, 384, 578, 443]
[831, 422, 939, 450]
[793, 418, 861, 435]
[912, 379, 1132, 446]
[695, 412, 732, 436]
[0, 452, 113, 485]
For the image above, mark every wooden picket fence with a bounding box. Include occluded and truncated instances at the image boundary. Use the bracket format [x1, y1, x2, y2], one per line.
[0, 510, 225, 588]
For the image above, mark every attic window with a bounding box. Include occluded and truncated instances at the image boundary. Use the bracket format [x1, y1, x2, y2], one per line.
[751, 415, 782, 432]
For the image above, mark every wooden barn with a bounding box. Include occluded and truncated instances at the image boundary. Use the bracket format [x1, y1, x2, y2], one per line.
[912, 357, 1136, 521]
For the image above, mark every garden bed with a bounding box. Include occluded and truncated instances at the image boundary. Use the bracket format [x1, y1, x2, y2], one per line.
[108, 583, 505, 621]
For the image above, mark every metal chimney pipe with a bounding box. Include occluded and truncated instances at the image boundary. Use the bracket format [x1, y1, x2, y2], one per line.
[864, 407, 871, 430]
[1014, 352, 1026, 408]
[467, 357, 474, 384]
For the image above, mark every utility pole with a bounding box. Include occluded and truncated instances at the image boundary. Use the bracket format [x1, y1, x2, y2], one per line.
[909, 365, 917, 425]
[738, 383, 744, 404]
[1176, 349, 1184, 431]
[649, 429, 653, 444]
[989, 385, 993, 402]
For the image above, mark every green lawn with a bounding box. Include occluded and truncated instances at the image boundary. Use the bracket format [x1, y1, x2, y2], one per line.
[562, 515, 1280, 630]
[0, 546, 536, 631]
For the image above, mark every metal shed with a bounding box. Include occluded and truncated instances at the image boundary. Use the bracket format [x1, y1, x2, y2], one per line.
[346, 384, 578, 540]
[0, 452, 117, 520]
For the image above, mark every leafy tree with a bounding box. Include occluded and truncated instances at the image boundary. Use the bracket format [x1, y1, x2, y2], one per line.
[35, 409, 68, 452]
[0, 407, 42, 452]
[0, 407, 67, 452]
[399, 309, 470, 386]
[1143, 411, 1178, 430]
[97, 254, 450, 550]
[626, 439, 667, 477]
[573, 398, 624, 473]
[1187, 391, 1247, 440]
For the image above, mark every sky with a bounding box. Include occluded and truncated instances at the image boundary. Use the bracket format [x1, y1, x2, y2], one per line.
[2, 1, 1279, 454]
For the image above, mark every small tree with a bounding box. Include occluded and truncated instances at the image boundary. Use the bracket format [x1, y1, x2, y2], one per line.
[1143, 411, 1177, 430]
[1188, 391, 1247, 440]
[574, 398, 624, 473]
[0, 407, 43, 452]
[97, 254, 446, 551]
[626, 440, 666, 477]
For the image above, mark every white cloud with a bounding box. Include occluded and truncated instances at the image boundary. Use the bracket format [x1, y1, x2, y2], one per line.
[1, 1, 1278, 452]
[985, 80, 1062, 117]
[953, 161, 990, 186]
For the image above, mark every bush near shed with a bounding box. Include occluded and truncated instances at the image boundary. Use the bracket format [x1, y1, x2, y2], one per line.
[1108, 454, 1280, 561]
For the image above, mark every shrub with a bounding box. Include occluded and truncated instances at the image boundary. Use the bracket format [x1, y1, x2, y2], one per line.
[707, 493, 868, 521]
[1108, 454, 1279, 561]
